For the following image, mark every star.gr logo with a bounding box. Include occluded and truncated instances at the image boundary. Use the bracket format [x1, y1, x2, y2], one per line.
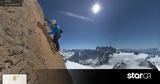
[127, 72, 152, 79]
[3, 74, 27, 84]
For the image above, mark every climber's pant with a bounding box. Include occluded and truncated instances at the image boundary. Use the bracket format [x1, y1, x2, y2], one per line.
[53, 34, 60, 51]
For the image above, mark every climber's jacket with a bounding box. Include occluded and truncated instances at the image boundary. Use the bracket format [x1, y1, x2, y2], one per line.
[45, 18, 63, 36]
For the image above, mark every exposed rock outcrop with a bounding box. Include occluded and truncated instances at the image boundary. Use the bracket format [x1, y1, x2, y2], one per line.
[113, 62, 127, 69]
[0, 0, 72, 84]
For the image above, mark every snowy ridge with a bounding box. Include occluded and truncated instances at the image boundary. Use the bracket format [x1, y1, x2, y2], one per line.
[60, 50, 75, 59]
[61, 49, 160, 71]
[147, 56, 160, 71]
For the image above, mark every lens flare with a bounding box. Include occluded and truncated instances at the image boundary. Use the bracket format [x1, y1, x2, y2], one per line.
[92, 3, 101, 14]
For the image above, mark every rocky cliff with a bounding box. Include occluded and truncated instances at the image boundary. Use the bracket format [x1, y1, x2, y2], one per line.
[0, 0, 72, 84]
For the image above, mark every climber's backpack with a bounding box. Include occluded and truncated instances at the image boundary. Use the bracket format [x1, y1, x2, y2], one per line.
[54, 29, 63, 39]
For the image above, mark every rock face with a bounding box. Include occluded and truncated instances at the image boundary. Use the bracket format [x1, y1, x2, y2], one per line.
[113, 62, 127, 69]
[0, 0, 71, 84]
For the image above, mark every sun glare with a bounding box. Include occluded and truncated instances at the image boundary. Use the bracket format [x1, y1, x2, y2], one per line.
[92, 3, 101, 14]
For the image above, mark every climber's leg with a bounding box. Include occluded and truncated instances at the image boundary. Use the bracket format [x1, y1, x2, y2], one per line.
[53, 35, 60, 51]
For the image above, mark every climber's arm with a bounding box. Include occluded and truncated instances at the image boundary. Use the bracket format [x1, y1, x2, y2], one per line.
[48, 31, 54, 35]
[48, 29, 56, 35]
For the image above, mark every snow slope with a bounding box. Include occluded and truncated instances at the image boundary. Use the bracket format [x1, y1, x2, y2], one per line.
[95, 52, 151, 69]
[109, 52, 148, 64]
[107, 52, 154, 69]
[147, 56, 160, 71]
[95, 64, 114, 69]
[65, 61, 94, 69]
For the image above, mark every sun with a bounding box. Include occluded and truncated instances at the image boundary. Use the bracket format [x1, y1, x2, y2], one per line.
[92, 3, 101, 14]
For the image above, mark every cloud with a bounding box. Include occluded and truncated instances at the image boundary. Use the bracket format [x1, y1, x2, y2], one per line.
[61, 11, 94, 21]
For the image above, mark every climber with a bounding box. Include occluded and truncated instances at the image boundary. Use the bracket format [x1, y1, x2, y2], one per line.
[45, 18, 63, 51]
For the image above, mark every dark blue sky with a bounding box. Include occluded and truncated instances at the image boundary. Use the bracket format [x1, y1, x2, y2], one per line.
[38, 0, 160, 49]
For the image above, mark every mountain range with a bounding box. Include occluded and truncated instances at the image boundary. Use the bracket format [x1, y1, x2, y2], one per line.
[61, 46, 160, 70]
